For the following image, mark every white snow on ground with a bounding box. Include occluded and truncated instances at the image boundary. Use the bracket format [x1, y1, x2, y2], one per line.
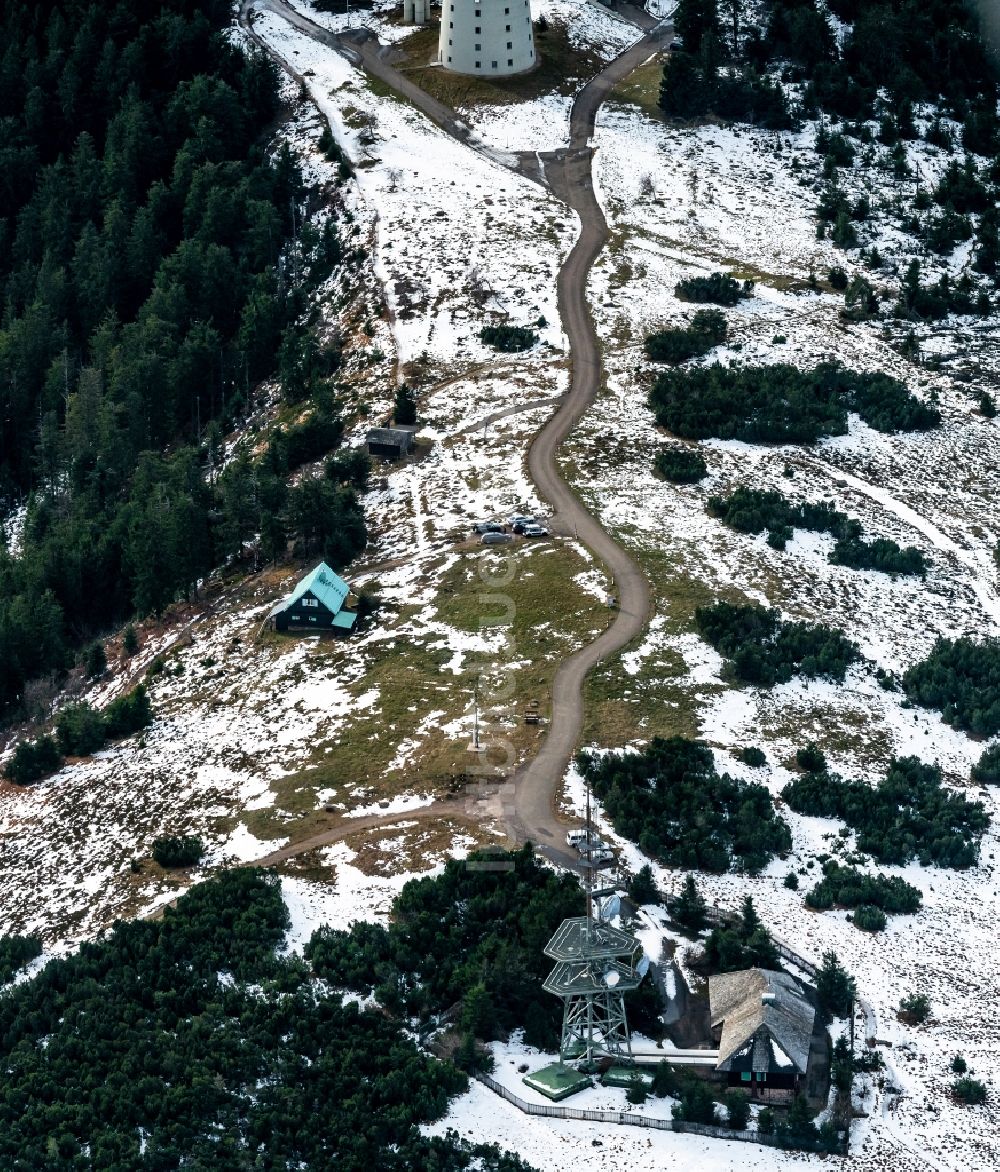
[2, 3, 998, 1168]
[282, 0, 425, 44]
[427, 1079, 814, 1172]
[546, 78, 1000, 1172]
[280, 842, 450, 954]
[254, 7, 574, 366]
[1, 502, 26, 557]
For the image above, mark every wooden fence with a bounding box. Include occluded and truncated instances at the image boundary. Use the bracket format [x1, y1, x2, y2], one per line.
[473, 1072, 846, 1153]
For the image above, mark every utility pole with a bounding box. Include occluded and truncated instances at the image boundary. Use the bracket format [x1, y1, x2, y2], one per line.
[473, 673, 480, 751]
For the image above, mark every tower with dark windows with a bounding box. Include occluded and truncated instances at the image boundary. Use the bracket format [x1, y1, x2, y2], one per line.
[438, 0, 536, 77]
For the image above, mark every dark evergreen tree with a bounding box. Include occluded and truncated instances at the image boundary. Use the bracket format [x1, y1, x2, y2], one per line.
[815, 951, 856, 1018]
[669, 874, 708, 933]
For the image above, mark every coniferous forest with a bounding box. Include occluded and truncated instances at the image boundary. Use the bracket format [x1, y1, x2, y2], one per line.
[0, 869, 538, 1170]
[0, 0, 365, 722]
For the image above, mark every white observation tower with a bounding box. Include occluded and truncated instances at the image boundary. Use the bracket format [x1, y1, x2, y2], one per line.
[438, 0, 536, 77]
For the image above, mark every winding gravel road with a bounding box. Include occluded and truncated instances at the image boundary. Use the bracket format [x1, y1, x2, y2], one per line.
[508, 31, 669, 860]
[239, 1, 668, 868]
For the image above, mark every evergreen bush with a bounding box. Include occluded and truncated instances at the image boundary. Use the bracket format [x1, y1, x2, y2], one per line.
[3, 736, 62, 785]
[480, 325, 538, 352]
[898, 992, 931, 1024]
[783, 757, 986, 868]
[152, 835, 205, 868]
[578, 739, 790, 873]
[655, 447, 708, 483]
[952, 1077, 988, 1105]
[696, 601, 860, 687]
[903, 637, 1000, 736]
[650, 362, 938, 445]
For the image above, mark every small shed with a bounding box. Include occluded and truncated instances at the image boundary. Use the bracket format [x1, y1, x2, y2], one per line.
[268, 562, 357, 633]
[709, 968, 815, 1097]
[366, 427, 416, 461]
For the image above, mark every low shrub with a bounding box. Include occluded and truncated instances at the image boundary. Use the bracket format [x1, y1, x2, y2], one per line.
[645, 309, 728, 363]
[56, 703, 108, 757]
[830, 536, 927, 576]
[806, 863, 921, 919]
[0, 935, 43, 985]
[796, 743, 827, 773]
[898, 992, 931, 1024]
[695, 601, 861, 687]
[739, 746, 767, 768]
[152, 835, 205, 868]
[103, 685, 153, 741]
[851, 904, 888, 932]
[655, 446, 708, 483]
[3, 736, 62, 785]
[675, 272, 753, 306]
[480, 324, 538, 352]
[952, 1077, 988, 1105]
[650, 361, 939, 445]
[902, 636, 1000, 737]
[707, 487, 927, 574]
[578, 738, 790, 873]
[782, 757, 986, 869]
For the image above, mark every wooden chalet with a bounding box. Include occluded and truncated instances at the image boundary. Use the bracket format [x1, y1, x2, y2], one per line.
[709, 968, 815, 1099]
[268, 562, 357, 633]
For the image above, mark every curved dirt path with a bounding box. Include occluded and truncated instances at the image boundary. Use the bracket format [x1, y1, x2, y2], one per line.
[506, 33, 667, 857]
[241, 1, 669, 862]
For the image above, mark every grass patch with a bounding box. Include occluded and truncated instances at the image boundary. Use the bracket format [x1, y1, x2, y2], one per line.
[608, 55, 669, 120]
[342, 815, 504, 876]
[581, 539, 730, 746]
[396, 19, 605, 108]
[757, 702, 893, 765]
[247, 541, 607, 841]
[584, 642, 705, 746]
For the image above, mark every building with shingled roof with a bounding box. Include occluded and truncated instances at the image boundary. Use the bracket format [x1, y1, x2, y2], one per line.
[709, 968, 815, 1099]
[268, 562, 356, 633]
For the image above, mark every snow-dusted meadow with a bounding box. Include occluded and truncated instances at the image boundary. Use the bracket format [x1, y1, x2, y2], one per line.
[3, 1, 1000, 1167]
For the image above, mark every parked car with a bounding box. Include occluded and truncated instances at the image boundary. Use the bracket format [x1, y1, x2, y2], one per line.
[508, 514, 535, 530]
[481, 531, 513, 545]
[473, 521, 505, 534]
[567, 830, 605, 854]
[589, 848, 616, 867]
[522, 524, 549, 538]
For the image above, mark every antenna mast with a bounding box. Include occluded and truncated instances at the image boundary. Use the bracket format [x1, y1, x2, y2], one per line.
[584, 778, 594, 945]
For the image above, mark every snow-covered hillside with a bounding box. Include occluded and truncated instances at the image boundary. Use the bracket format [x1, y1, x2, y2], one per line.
[2, 0, 999, 1166]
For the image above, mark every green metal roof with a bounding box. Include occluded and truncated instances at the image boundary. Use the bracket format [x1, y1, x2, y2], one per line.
[543, 958, 642, 998]
[332, 610, 357, 630]
[272, 562, 350, 617]
[544, 917, 640, 962]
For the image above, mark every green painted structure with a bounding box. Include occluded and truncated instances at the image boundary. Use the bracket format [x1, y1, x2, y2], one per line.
[521, 1063, 592, 1102]
[268, 562, 357, 632]
[602, 1065, 654, 1090]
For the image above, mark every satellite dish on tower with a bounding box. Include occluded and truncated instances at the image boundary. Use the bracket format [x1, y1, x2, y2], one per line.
[598, 895, 621, 924]
[603, 968, 620, 988]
